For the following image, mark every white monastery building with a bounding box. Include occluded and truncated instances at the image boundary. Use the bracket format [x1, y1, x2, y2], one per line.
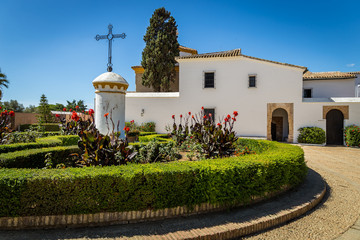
[125, 46, 360, 145]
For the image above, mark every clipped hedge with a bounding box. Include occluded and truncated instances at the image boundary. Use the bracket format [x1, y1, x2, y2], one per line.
[0, 145, 80, 169]
[138, 133, 171, 143]
[0, 140, 307, 217]
[139, 132, 157, 136]
[20, 123, 60, 132]
[0, 135, 79, 154]
[297, 127, 326, 144]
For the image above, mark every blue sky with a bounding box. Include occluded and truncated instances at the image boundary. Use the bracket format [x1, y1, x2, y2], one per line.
[0, 0, 359, 109]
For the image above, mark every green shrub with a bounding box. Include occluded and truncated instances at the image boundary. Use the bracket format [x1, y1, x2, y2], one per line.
[139, 134, 171, 143]
[134, 139, 178, 163]
[236, 138, 270, 153]
[139, 122, 156, 132]
[297, 127, 326, 144]
[345, 125, 360, 147]
[19, 124, 32, 131]
[0, 145, 80, 168]
[0, 140, 307, 217]
[139, 132, 157, 136]
[0, 135, 79, 154]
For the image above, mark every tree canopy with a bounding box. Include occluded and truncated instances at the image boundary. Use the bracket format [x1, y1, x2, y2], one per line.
[65, 99, 87, 112]
[0, 69, 9, 100]
[141, 7, 179, 92]
[1, 100, 24, 112]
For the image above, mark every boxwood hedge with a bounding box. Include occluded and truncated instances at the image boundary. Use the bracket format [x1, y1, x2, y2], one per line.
[0, 135, 79, 154]
[0, 140, 307, 217]
[0, 145, 80, 168]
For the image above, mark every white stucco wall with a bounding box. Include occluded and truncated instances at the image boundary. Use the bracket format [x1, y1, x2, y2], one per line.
[293, 101, 360, 142]
[126, 56, 305, 136]
[303, 79, 355, 98]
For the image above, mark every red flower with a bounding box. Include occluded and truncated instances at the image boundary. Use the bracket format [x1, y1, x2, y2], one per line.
[69, 109, 72, 112]
[104, 113, 109, 117]
[0, 106, 2, 109]
[232, 117, 236, 121]
[201, 106, 204, 110]
[88, 109, 94, 116]
[180, 114, 183, 118]
[75, 105, 79, 109]
[130, 120, 134, 124]
[123, 127, 130, 132]
[203, 115, 207, 119]
[209, 113, 212, 117]
[233, 111, 238, 117]
[9, 111, 15, 117]
[192, 115, 194, 118]
[71, 112, 79, 121]
[227, 114, 231, 119]
[188, 112, 191, 115]
[63, 108, 66, 111]
[217, 123, 221, 126]
[172, 115, 175, 119]
[82, 110, 84, 113]
[55, 114, 60, 118]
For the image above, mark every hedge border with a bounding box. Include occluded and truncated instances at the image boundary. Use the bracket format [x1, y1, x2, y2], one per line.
[0, 140, 307, 221]
[0, 135, 79, 154]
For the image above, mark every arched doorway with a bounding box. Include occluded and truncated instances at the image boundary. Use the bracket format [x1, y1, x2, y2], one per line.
[271, 108, 289, 142]
[326, 109, 344, 145]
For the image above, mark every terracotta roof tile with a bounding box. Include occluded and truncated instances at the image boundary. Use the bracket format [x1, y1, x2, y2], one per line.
[303, 71, 356, 80]
[176, 49, 307, 70]
[179, 45, 198, 54]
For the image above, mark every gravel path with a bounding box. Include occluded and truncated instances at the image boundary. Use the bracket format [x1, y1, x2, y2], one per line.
[244, 145, 360, 240]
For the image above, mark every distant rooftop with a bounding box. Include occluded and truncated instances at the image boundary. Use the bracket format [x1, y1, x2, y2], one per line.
[303, 71, 357, 80]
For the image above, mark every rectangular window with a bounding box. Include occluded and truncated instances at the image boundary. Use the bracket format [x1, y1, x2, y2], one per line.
[249, 75, 256, 88]
[303, 89, 312, 98]
[204, 108, 215, 121]
[204, 72, 215, 88]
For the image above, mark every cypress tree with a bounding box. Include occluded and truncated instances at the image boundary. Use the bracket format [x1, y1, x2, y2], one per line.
[141, 7, 179, 92]
[37, 94, 54, 123]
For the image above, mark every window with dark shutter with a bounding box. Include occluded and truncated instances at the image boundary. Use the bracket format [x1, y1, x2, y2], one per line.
[204, 108, 215, 121]
[204, 72, 215, 88]
[249, 75, 256, 87]
[303, 89, 312, 98]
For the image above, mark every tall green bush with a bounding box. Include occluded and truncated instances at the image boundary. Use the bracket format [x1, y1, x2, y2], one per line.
[297, 127, 325, 144]
[345, 125, 360, 147]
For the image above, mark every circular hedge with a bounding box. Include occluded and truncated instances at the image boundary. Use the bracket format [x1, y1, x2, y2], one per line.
[0, 139, 307, 217]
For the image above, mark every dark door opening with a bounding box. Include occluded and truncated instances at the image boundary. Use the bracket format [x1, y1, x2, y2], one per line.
[326, 109, 344, 145]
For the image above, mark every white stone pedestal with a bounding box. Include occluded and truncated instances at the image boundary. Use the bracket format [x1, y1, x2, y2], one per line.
[92, 72, 129, 137]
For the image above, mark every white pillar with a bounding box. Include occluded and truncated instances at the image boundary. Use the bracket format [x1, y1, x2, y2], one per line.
[92, 72, 129, 137]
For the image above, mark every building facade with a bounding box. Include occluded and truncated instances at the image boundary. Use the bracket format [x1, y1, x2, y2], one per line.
[125, 47, 360, 144]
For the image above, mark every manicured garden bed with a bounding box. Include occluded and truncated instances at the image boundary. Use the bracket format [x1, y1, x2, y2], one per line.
[0, 139, 307, 218]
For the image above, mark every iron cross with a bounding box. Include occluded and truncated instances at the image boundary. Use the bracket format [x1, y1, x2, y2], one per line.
[95, 24, 126, 72]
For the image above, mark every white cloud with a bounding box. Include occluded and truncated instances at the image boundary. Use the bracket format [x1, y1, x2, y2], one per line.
[346, 63, 355, 67]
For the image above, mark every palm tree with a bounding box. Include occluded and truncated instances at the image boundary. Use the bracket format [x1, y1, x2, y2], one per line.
[0, 69, 9, 100]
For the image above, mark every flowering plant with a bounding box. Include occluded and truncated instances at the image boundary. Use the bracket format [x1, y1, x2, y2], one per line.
[171, 108, 238, 159]
[0, 110, 15, 144]
[344, 125, 360, 147]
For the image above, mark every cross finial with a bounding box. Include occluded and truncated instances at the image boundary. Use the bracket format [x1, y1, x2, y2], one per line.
[95, 24, 126, 72]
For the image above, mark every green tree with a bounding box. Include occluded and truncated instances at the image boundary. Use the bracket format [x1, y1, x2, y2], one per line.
[1, 100, 24, 112]
[66, 99, 87, 111]
[0, 69, 9, 100]
[24, 105, 37, 113]
[49, 103, 65, 111]
[37, 94, 54, 123]
[141, 7, 179, 92]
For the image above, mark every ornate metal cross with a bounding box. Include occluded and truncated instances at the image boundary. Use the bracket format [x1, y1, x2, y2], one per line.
[95, 24, 126, 72]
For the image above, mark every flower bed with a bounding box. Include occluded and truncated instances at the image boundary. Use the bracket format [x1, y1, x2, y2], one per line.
[0, 140, 307, 217]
